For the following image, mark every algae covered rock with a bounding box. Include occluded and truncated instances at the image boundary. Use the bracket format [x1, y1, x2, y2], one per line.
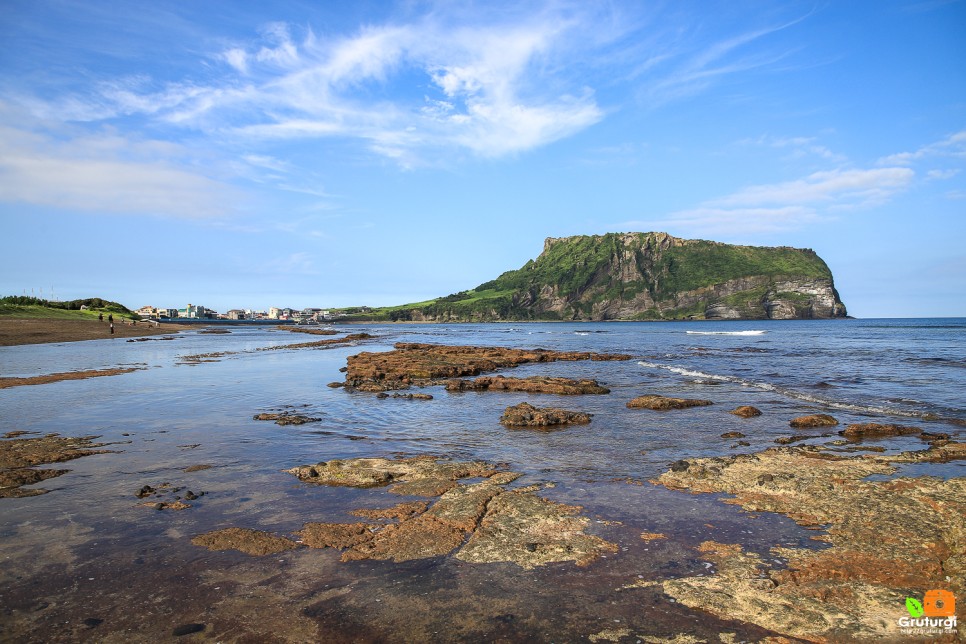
[343, 342, 631, 391]
[253, 412, 321, 425]
[788, 413, 838, 428]
[0, 433, 113, 497]
[235, 456, 620, 570]
[446, 375, 610, 395]
[191, 528, 299, 556]
[840, 422, 921, 440]
[650, 445, 966, 641]
[455, 488, 618, 569]
[627, 395, 713, 410]
[284, 456, 498, 491]
[499, 402, 592, 428]
[729, 405, 762, 418]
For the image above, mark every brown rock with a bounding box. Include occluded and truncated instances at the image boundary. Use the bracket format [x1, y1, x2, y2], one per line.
[730, 406, 762, 418]
[788, 414, 838, 428]
[280, 326, 338, 335]
[626, 395, 713, 410]
[774, 435, 813, 445]
[257, 332, 373, 352]
[252, 412, 321, 425]
[191, 528, 300, 556]
[0, 468, 69, 498]
[879, 440, 966, 463]
[840, 423, 921, 439]
[214, 455, 615, 571]
[499, 402, 592, 428]
[456, 489, 618, 569]
[378, 393, 434, 400]
[297, 522, 376, 549]
[341, 515, 467, 562]
[0, 433, 113, 497]
[142, 500, 191, 511]
[387, 478, 457, 497]
[446, 375, 610, 395]
[720, 431, 746, 439]
[349, 501, 429, 521]
[343, 342, 631, 391]
[0, 368, 142, 389]
[284, 456, 499, 490]
[652, 445, 966, 640]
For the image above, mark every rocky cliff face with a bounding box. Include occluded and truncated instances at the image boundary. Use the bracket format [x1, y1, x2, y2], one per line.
[401, 232, 847, 322]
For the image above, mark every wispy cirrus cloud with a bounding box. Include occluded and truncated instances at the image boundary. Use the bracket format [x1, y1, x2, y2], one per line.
[741, 134, 848, 163]
[11, 3, 817, 166]
[711, 167, 914, 209]
[877, 129, 966, 166]
[621, 166, 916, 236]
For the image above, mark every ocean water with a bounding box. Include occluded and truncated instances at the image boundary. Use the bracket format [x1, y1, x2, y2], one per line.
[0, 319, 963, 641]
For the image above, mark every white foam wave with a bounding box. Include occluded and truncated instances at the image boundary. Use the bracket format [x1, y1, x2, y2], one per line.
[636, 361, 926, 418]
[686, 330, 766, 336]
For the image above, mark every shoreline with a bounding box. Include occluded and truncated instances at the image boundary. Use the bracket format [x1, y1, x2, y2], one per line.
[0, 318, 195, 347]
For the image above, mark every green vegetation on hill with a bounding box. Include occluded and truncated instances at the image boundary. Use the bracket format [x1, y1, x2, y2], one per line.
[0, 296, 136, 320]
[342, 232, 841, 322]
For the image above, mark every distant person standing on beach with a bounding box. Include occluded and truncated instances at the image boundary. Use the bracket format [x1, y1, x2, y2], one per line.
[110, 321, 114, 335]
[99, 313, 103, 322]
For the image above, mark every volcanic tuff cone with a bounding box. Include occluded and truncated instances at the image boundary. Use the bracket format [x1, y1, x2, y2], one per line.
[384, 232, 847, 321]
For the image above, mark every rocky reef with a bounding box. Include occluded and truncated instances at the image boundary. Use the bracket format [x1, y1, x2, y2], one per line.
[626, 395, 713, 410]
[499, 402, 592, 429]
[195, 456, 616, 569]
[446, 375, 610, 395]
[0, 433, 113, 497]
[343, 342, 631, 391]
[640, 443, 966, 641]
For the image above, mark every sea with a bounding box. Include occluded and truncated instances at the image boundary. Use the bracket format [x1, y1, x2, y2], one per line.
[1, 318, 963, 641]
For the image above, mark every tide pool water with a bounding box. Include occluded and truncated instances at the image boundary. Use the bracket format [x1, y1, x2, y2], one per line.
[0, 319, 962, 641]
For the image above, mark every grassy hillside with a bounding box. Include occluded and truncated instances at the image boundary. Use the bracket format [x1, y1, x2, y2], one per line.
[0, 296, 137, 320]
[341, 232, 838, 322]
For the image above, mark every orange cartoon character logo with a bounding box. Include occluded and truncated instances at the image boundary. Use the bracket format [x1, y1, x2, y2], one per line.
[924, 589, 956, 617]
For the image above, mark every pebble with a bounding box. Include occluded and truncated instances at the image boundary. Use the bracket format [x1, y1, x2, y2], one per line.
[172, 623, 205, 636]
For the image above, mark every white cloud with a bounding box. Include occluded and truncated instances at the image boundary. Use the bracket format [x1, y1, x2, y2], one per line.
[242, 154, 291, 173]
[746, 135, 848, 163]
[220, 48, 249, 74]
[640, 14, 809, 106]
[927, 168, 960, 180]
[711, 167, 914, 208]
[0, 120, 239, 219]
[878, 130, 966, 166]
[625, 205, 821, 237]
[622, 166, 915, 236]
[17, 9, 610, 163]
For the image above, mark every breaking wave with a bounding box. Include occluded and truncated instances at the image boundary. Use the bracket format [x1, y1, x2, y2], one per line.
[686, 330, 766, 336]
[636, 360, 930, 419]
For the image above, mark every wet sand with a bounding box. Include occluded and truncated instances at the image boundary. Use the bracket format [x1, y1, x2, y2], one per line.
[0, 318, 193, 346]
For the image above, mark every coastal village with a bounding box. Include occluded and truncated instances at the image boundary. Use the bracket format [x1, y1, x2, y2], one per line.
[134, 304, 369, 323]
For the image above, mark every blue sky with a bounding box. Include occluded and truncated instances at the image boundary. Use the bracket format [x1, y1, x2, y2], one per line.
[1, 0, 964, 317]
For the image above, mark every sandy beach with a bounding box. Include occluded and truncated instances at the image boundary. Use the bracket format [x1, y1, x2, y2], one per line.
[0, 318, 194, 346]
